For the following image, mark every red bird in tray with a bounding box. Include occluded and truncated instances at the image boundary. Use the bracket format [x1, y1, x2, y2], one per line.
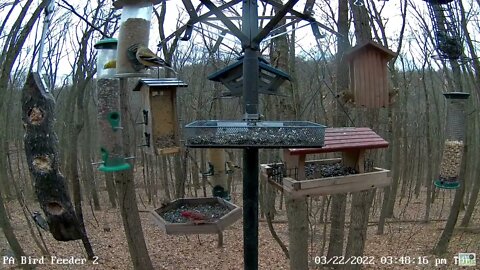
[181, 210, 209, 225]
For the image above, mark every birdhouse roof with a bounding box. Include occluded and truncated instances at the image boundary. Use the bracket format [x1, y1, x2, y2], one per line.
[345, 41, 397, 61]
[208, 56, 291, 82]
[288, 127, 389, 155]
[132, 78, 188, 91]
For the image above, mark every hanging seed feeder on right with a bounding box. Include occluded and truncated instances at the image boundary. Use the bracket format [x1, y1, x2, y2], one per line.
[435, 92, 469, 189]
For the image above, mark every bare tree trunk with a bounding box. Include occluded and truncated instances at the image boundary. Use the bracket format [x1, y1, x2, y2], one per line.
[433, 150, 467, 255]
[344, 190, 375, 270]
[286, 196, 308, 270]
[327, 0, 350, 258]
[460, 114, 479, 227]
[22, 72, 83, 241]
[0, 188, 29, 268]
[117, 78, 154, 270]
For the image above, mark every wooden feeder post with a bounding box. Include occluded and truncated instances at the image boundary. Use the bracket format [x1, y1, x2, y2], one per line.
[133, 79, 187, 155]
[345, 41, 396, 108]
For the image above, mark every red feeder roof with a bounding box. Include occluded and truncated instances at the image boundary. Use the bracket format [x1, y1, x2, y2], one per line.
[289, 127, 388, 155]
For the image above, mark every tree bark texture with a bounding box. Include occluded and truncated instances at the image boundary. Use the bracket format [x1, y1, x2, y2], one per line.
[286, 196, 308, 270]
[433, 156, 466, 255]
[117, 78, 154, 270]
[21, 72, 82, 241]
[328, 0, 350, 259]
[344, 190, 375, 270]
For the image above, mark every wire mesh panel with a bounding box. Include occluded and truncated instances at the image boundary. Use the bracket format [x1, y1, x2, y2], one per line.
[425, 0, 463, 60]
[184, 120, 325, 148]
[436, 92, 469, 189]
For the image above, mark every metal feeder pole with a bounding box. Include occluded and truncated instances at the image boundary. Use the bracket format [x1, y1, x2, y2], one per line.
[242, 0, 260, 269]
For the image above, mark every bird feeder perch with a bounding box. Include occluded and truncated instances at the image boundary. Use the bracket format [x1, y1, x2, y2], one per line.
[151, 197, 242, 235]
[114, 0, 160, 77]
[94, 38, 118, 78]
[345, 41, 396, 108]
[207, 56, 291, 97]
[133, 78, 187, 155]
[435, 92, 469, 189]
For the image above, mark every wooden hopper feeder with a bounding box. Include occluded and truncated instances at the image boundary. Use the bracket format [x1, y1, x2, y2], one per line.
[150, 197, 242, 235]
[261, 128, 392, 198]
[345, 41, 396, 108]
[207, 56, 290, 97]
[133, 78, 187, 155]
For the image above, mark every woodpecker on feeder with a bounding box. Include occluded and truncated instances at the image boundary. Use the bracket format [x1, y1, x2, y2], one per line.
[32, 211, 49, 231]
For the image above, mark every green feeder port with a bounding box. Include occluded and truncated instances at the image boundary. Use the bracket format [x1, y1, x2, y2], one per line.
[98, 148, 131, 172]
[434, 178, 460, 189]
[108, 111, 121, 130]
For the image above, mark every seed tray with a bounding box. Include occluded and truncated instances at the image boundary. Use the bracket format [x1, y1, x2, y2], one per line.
[184, 120, 325, 148]
[151, 197, 242, 235]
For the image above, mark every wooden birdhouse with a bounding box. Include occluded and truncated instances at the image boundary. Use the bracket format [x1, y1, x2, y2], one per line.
[345, 41, 396, 108]
[133, 78, 187, 155]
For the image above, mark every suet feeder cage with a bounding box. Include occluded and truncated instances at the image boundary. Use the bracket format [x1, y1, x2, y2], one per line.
[207, 56, 291, 97]
[345, 41, 396, 108]
[184, 120, 325, 148]
[424, 0, 463, 60]
[94, 38, 118, 78]
[114, 0, 160, 77]
[151, 197, 242, 235]
[133, 78, 187, 155]
[435, 92, 469, 189]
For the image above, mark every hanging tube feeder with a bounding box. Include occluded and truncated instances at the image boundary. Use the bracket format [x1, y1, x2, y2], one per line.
[114, 0, 160, 77]
[424, 0, 463, 60]
[435, 92, 469, 189]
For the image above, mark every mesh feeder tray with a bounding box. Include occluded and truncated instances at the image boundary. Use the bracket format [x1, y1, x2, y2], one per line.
[184, 120, 326, 148]
[151, 197, 242, 235]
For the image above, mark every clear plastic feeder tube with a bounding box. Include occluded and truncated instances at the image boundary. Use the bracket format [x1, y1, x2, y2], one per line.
[94, 38, 118, 78]
[115, 0, 153, 76]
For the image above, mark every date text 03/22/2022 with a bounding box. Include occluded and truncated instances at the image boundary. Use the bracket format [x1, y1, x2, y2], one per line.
[2, 255, 99, 265]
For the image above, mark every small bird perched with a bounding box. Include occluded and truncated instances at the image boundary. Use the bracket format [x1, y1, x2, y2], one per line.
[127, 43, 175, 72]
[32, 211, 49, 231]
[181, 210, 208, 225]
[103, 59, 116, 69]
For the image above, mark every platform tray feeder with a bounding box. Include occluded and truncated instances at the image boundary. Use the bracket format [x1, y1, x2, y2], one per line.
[184, 120, 325, 148]
[151, 197, 242, 235]
[260, 127, 392, 197]
[261, 158, 391, 198]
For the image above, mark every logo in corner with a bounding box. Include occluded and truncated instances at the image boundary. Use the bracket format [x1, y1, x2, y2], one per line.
[458, 253, 476, 267]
